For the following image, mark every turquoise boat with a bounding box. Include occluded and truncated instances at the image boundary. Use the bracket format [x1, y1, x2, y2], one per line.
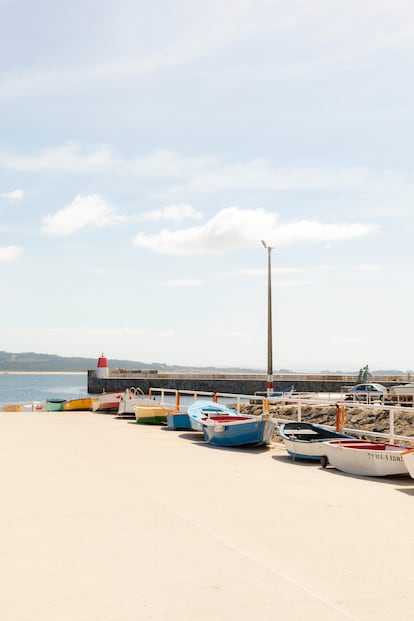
[45, 398, 65, 412]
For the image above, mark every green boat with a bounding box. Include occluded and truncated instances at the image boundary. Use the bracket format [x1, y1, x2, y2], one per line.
[45, 398, 65, 412]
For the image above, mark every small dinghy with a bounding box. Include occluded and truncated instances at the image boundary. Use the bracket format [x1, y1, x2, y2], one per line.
[401, 448, 414, 478]
[45, 398, 65, 412]
[187, 400, 235, 432]
[117, 387, 160, 418]
[133, 404, 168, 425]
[188, 399, 275, 447]
[92, 391, 124, 412]
[202, 414, 275, 447]
[279, 422, 352, 460]
[322, 439, 409, 476]
[63, 397, 97, 411]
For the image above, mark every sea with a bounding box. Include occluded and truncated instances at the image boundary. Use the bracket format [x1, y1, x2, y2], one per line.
[0, 372, 248, 410]
[0, 373, 89, 409]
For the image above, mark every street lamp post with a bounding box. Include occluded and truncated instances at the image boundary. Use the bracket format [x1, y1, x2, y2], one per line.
[261, 240, 274, 396]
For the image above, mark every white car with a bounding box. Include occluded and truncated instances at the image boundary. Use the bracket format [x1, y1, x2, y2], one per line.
[346, 383, 387, 402]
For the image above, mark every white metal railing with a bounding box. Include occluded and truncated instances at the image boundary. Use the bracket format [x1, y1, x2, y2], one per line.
[148, 387, 253, 413]
[269, 398, 414, 445]
[147, 387, 414, 445]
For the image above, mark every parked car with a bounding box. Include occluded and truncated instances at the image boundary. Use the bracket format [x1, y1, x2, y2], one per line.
[346, 383, 387, 402]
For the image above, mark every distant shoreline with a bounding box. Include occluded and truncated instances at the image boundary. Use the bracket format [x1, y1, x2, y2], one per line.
[1, 371, 86, 375]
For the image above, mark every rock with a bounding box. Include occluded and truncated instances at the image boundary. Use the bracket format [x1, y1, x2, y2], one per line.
[239, 402, 414, 443]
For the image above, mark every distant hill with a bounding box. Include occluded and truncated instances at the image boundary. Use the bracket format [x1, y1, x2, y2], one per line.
[0, 351, 406, 375]
[0, 351, 265, 373]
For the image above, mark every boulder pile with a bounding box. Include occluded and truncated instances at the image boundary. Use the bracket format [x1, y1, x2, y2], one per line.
[239, 402, 414, 444]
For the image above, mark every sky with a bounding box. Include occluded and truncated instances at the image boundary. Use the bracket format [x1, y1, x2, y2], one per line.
[0, 0, 413, 372]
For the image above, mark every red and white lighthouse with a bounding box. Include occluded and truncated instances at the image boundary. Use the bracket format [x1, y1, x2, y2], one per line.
[96, 353, 109, 378]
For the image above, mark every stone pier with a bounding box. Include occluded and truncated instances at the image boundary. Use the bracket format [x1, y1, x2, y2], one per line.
[87, 370, 408, 395]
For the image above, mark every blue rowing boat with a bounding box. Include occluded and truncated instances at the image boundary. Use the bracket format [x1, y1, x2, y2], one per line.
[188, 399, 276, 447]
[187, 400, 235, 432]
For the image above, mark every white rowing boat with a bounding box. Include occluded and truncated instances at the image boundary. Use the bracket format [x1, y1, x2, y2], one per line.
[323, 439, 409, 476]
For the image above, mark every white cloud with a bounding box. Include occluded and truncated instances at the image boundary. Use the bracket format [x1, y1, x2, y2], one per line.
[0, 143, 212, 178]
[0, 143, 115, 174]
[165, 160, 370, 195]
[1, 189, 24, 200]
[140, 203, 202, 222]
[1, 144, 414, 216]
[0, 245, 23, 262]
[275, 219, 378, 245]
[133, 207, 376, 255]
[43, 194, 123, 235]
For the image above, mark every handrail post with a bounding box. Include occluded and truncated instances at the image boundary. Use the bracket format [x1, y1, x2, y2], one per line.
[389, 409, 395, 444]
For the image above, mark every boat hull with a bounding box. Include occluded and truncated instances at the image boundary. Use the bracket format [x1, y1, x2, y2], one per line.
[118, 397, 160, 417]
[279, 422, 352, 460]
[117, 388, 160, 417]
[187, 400, 236, 432]
[402, 449, 414, 478]
[2, 404, 21, 412]
[166, 412, 192, 430]
[324, 440, 409, 476]
[92, 392, 124, 411]
[388, 383, 414, 395]
[134, 405, 167, 425]
[46, 399, 65, 411]
[3, 402, 45, 412]
[63, 398, 96, 411]
[202, 416, 275, 447]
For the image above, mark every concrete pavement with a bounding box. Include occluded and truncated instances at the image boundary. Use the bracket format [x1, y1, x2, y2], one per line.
[0, 411, 413, 620]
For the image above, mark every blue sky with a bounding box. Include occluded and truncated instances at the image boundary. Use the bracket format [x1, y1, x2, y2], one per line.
[0, 0, 413, 371]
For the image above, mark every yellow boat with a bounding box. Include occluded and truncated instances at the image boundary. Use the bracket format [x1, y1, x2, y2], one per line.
[3, 404, 22, 412]
[134, 404, 168, 425]
[3, 402, 45, 412]
[63, 397, 97, 411]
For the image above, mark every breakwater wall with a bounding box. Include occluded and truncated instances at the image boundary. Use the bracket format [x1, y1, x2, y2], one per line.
[88, 370, 410, 395]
